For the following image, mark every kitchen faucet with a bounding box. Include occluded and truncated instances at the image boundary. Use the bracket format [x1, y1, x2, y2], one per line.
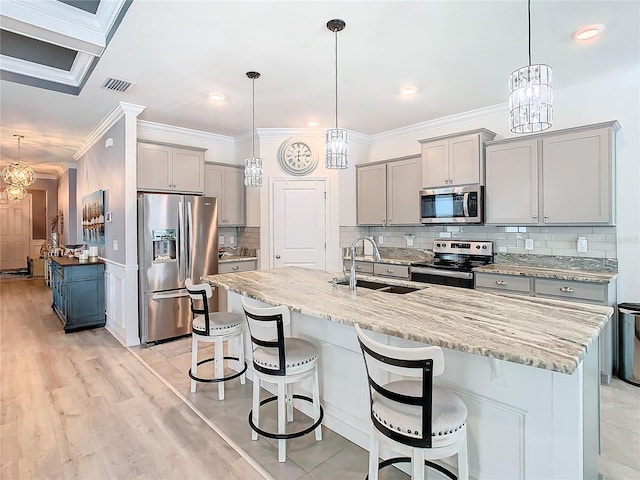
[349, 236, 381, 291]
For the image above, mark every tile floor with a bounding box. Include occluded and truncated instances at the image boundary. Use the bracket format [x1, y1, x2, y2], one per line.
[132, 337, 640, 480]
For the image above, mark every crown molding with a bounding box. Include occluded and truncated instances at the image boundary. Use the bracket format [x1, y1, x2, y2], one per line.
[137, 120, 235, 146]
[370, 103, 509, 142]
[74, 102, 145, 160]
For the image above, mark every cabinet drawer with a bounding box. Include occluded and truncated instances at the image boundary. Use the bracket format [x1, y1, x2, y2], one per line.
[219, 261, 257, 274]
[475, 273, 531, 294]
[373, 263, 410, 279]
[534, 278, 605, 303]
[344, 261, 374, 274]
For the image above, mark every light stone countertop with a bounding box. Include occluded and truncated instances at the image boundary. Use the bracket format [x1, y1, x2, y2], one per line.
[203, 266, 613, 375]
[474, 264, 617, 283]
[218, 255, 258, 264]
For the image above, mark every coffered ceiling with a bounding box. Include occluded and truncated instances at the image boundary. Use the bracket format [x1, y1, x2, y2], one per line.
[0, 1, 638, 176]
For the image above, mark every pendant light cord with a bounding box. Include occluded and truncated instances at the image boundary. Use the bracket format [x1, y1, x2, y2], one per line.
[14, 134, 24, 162]
[251, 78, 255, 158]
[334, 29, 339, 129]
[528, 0, 532, 66]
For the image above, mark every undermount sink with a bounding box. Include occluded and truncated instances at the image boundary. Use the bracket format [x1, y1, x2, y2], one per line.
[335, 279, 420, 294]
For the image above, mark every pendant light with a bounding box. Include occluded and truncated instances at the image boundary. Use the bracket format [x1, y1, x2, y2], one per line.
[4, 183, 28, 202]
[2, 135, 36, 188]
[244, 71, 263, 187]
[509, 0, 553, 133]
[325, 19, 348, 169]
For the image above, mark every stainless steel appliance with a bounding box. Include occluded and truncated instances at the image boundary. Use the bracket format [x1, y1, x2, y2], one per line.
[411, 239, 493, 289]
[138, 193, 218, 345]
[420, 185, 483, 224]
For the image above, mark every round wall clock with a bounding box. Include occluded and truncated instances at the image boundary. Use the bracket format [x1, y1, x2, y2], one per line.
[278, 138, 318, 176]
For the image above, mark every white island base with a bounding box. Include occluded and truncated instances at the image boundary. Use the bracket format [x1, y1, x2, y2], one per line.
[227, 291, 600, 480]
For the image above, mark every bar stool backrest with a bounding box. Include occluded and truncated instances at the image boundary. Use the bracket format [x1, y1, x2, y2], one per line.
[185, 278, 213, 333]
[355, 324, 445, 449]
[242, 298, 291, 376]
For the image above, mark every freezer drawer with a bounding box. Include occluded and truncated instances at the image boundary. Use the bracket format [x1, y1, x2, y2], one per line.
[143, 290, 192, 344]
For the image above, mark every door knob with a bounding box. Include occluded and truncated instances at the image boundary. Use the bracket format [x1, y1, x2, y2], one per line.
[275, 254, 281, 259]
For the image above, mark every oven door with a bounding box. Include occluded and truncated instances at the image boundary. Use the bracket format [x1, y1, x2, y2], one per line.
[410, 265, 474, 289]
[420, 186, 482, 224]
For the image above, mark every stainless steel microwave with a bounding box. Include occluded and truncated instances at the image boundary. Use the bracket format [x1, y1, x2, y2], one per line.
[420, 185, 483, 224]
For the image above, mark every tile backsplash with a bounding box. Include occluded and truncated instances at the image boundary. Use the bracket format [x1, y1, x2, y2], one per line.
[340, 225, 617, 259]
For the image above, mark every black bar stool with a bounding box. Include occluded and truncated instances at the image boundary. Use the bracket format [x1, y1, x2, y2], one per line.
[355, 324, 469, 480]
[242, 297, 323, 463]
[185, 278, 247, 400]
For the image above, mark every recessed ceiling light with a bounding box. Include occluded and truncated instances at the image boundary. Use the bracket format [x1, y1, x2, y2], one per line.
[209, 93, 225, 101]
[401, 87, 417, 96]
[573, 24, 605, 41]
[308, 121, 319, 127]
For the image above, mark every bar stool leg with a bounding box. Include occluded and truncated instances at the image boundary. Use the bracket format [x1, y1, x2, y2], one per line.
[412, 448, 425, 480]
[368, 430, 379, 480]
[215, 336, 224, 400]
[251, 376, 260, 441]
[238, 333, 246, 384]
[312, 369, 322, 441]
[277, 380, 287, 462]
[286, 383, 294, 422]
[190, 335, 198, 393]
[458, 430, 469, 480]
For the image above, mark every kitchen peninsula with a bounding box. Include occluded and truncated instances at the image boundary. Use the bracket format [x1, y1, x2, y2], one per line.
[204, 267, 612, 479]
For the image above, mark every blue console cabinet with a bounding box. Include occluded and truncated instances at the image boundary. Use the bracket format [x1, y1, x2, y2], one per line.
[51, 257, 106, 333]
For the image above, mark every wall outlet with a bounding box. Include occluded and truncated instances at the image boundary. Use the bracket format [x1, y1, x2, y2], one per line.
[525, 238, 534, 251]
[219, 236, 225, 246]
[377, 235, 383, 245]
[577, 236, 588, 253]
[229, 235, 235, 245]
[112, 240, 118, 251]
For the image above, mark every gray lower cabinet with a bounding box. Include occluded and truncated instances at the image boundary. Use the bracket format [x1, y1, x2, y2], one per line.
[217, 259, 257, 311]
[51, 257, 106, 333]
[475, 272, 617, 384]
[343, 260, 410, 280]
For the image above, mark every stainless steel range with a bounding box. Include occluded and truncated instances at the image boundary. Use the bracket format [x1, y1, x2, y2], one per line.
[411, 239, 493, 289]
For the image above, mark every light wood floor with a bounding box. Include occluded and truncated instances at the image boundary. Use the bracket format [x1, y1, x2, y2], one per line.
[0, 278, 266, 480]
[2, 278, 638, 480]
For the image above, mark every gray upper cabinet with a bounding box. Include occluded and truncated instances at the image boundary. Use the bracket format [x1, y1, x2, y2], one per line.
[485, 121, 619, 226]
[204, 163, 245, 226]
[137, 142, 205, 193]
[357, 155, 421, 226]
[419, 129, 496, 188]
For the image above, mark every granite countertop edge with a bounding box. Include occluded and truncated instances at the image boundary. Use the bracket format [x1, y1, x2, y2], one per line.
[474, 264, 618, 283]
[218, 255, 258, 263]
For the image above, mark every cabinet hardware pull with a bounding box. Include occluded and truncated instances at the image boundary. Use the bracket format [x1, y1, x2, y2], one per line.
[275, 254, 281, 259]
[356, 265, 361, 269]
[387, 268, 394, 273]
[232, 265, 239, 270]
[559, 286, 574, 293]
[532, 215, 537, 219]
[544, 216, 549, 219]
[496, 280, 506, 285]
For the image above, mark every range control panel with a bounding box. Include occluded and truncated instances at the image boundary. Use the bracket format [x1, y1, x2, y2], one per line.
[432, 239, 493, 256]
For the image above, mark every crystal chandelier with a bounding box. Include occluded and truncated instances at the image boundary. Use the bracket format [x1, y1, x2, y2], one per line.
[244, 71, 263, 187]
[325, 19, 348, 169]
[509, 0, 553, 133]
[2, 135, 36, 188]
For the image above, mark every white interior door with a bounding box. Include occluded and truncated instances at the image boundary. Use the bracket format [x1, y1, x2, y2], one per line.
[272, 179, 326, 269]
[0, 194, 32, 271]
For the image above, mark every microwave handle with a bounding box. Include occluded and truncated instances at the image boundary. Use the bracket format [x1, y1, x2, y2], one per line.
[463, 192, 470, 217]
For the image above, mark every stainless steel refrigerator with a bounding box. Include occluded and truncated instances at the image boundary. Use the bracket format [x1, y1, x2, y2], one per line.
[138, 193, 218, 345]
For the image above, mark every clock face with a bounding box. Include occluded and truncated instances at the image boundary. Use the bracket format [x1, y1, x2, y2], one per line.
[279, 139, 318, 175]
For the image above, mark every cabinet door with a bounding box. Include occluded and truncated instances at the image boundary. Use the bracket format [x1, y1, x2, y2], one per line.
[542, 128, 612, 224]
[485, 140, 539, 225]
[204, 165, 225, 224]
[223, 167, 245, 226]
[357, 164, 387, 225]
[172, 148, 204, 193]
[421, 140, 449, 188]
[449, 133, 480, 186]
[137, 143, 172, 190]
[386, 157, 421, 225]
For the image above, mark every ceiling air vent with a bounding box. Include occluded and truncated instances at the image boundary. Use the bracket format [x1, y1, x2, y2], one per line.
[101, 77, 132, 92]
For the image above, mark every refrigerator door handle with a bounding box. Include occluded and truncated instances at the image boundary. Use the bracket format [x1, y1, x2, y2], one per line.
[152, 290, 190, 300]
[178, 201, 185, 282]
[187, 201, 194, 280]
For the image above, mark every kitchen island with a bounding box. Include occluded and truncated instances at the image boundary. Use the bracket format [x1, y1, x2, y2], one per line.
[204, 267, 612, 479]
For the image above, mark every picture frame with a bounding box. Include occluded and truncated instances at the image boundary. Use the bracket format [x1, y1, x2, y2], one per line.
[82, 189, 105, 245]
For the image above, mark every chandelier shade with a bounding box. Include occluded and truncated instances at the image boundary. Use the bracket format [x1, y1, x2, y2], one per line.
[4, 184, 28, 202]
[1, 135, 36, 189]
[325, 19, 348, 169]
[508, 0, 553, 133]
[244, 71, 263, 187]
